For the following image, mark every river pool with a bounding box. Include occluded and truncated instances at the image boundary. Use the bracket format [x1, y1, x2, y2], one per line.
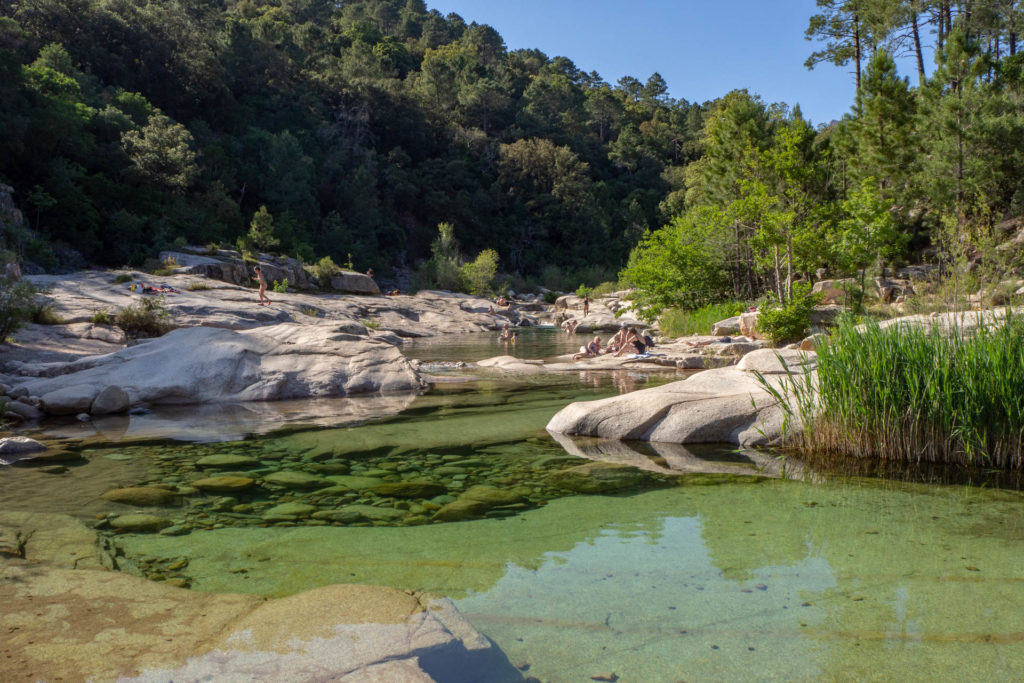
[3, 329, 1024, 682]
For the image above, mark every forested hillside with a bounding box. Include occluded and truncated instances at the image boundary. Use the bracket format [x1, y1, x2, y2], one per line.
[624, 0, 1024, 315]
[0, 0, 703, 281]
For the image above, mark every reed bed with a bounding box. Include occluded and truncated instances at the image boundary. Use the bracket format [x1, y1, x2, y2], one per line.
[772, 312, 1024, 469]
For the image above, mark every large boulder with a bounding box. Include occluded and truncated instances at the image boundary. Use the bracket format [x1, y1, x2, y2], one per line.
[18, 323, 423, 410]
[329, 271, 380, 295]
[547, 349, 816, 447]
[90, 385, 130, 415]
[40, 385, 98, 415]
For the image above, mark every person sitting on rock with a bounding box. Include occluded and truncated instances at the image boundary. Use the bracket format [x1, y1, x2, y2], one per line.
[614, 327, 646, 357]
[572, 336, 602, 361]
[605, 324, 628, 354]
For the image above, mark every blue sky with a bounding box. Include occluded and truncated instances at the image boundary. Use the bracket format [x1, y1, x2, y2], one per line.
[428, 0, 930, 126]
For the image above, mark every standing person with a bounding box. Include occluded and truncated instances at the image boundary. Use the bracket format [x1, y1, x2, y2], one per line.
[498, 323, 511, 342]
[583, 294, 590, 317]
[253, 266, 271, 306]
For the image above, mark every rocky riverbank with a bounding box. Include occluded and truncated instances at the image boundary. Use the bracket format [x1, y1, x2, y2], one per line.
[0, 511, 524, 682]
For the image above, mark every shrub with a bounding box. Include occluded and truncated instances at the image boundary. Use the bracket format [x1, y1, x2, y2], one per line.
[272, 278, 288, 294]
[204, 242, 220, 255]
[590, 281, 619, 298]
[575, 284, 592, 298]
[143, 256, 177, 276]
[756, 285, 823, 346]
[186, 282, 210, 291]
[460, 249, 498, 296]
[308, 256, 340, 286]
[113, 273, 133, 284]
[31, 301, 65, 325]
[361, 316, 382, 330]
[91, 308, 113, 325]
[301, 306, 322, 317]
[115, 296, 171, 338]
[0, 278, 39, 340]
[659, 301, 747, 337]
[543, 291, 560, 304]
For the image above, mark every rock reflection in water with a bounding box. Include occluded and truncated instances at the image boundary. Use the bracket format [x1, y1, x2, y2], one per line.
[33, 393, 420, 444]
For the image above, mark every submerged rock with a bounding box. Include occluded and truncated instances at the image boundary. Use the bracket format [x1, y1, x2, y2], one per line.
[433, 498, 494, 522]
[368, 480, 447, 499]
[196, 454, 260, 469]
[191, 476, 256, 493]
[0, 436, 48, 457]
[102, 486, 180, 507]
[548, 462, 654, 494]
[108, 514, 173, 533]
[262, 470, 325, 489]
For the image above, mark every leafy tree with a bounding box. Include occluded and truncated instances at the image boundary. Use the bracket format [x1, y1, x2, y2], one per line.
[460, 248, 498, 295]
[619, 207, 733, 321]
[247, 205, 280, 252]
[121, 112, 197, 192]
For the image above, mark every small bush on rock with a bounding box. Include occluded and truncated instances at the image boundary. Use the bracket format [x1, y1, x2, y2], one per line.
[756, 284, 822, 346]
[115, 296, 171, 338]
[0, 278, 39, 341]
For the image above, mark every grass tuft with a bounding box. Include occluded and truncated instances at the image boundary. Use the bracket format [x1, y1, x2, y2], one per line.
[659, 301, 746, 337]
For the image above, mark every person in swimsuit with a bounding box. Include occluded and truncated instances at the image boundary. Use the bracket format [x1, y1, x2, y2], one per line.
[253, 266, 271, 306]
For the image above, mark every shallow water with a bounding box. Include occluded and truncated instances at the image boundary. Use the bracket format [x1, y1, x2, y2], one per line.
[4, 330, 1024, 681]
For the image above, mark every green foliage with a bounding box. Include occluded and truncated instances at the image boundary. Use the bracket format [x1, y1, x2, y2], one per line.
[460, 249, 499, 296]
[272, 278, 288, 293]
[543, 291, 560, 304]
[121, 112, 198, 192]
[31, 300, 64, 325]
[301, 306, 322, 318]
[590, 281, 619, 298]
[755, 283, 822, 346]
[770, 314, 1024, 468]
[247, 206, 280, 252]
[659, 301, 747, 338]
[575, 284, 592, 298]
[0, 278, 40, 341]
[186, 282, 210, 291]
[90, 308, 112, 325]
[361, 316, 382, 330]
[428, 223, 462, 291]
[114, 296, 170, 338]
[308, 256, 339, 286]
[619, 207, 733, 322]
[113, 274, 133, 284]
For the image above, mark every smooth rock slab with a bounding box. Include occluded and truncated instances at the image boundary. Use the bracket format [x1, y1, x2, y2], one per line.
[263, 503, 318, 519]
[460, 485, 525, 506]
[102, 486, 180, 507]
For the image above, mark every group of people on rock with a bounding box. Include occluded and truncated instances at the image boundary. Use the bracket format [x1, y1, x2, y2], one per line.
[571, 323, 653, 361]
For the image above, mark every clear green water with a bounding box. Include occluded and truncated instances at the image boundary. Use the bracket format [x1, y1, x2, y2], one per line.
[4, 330, 1024, 681]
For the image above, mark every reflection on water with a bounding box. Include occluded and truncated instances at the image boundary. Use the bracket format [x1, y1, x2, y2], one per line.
[117, 479, 1024, 682]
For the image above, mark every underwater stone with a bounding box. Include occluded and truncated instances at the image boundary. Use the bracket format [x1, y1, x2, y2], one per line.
[313, 505, 404, 523]
[548, 462, 653, 494]
[192, 476, 256, 493]
[38, 465, 68, 474]
[263, 471, 326, 489]
[102, 486, 180, 507]
[196, 454, 260, 469]
[109, 514, 173, 533]
[368, 480, 447, 499]
[459, 485, 526, 506]
[433, 499, 492, 522]
[324, 475, 384, 490]
[263, 502, 318, 519]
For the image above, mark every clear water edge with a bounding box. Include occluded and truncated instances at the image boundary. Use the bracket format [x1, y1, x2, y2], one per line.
[3, 329, 1023, 682]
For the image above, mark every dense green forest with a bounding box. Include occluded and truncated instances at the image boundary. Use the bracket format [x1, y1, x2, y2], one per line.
[624, 0, 1024, 315]
[0, 0, 704, 283]
[1, 0, 1022, 298]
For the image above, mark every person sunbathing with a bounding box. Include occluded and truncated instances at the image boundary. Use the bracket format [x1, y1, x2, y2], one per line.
[572, 336, 602, 361]
[614, 327, 647, 357]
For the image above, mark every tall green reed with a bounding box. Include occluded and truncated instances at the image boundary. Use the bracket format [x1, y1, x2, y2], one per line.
[659, 301, 746, 337]
[764, 311, 1024, 469]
